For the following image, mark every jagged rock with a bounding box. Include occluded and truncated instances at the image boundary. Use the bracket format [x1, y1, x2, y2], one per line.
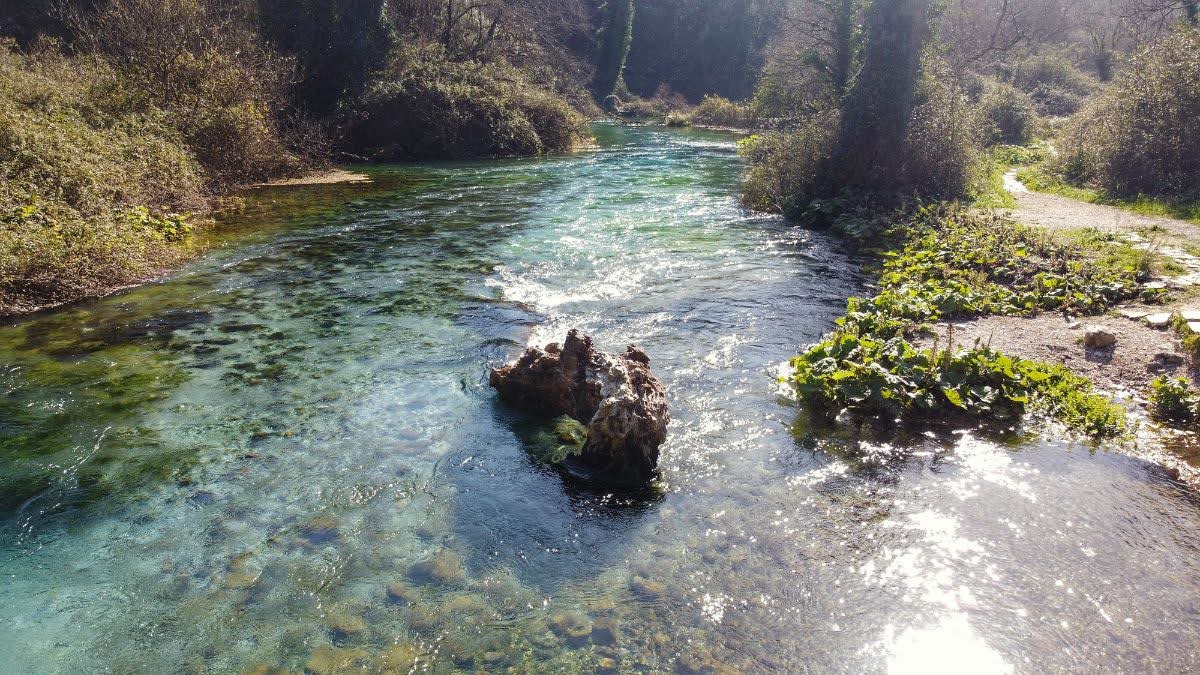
[1082, 327, 1117, 349]
[490, 330, 669, 486]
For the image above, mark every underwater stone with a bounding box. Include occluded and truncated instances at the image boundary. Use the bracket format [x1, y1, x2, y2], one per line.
[549, 611, 593, 647]
[241, 665, 288, 675]
[591, 616, 620, 645]
[442, 593, 490, 616]
[630, 576, 667, 602]
[302, 516, 339, 545]
[224, 552, 262, 590]
[409, 548, 465, 586]
[326, 613, 366, 643]
[490, 329, 670, 486]
[305, 645, 368, 675]
[675, 650, 738, 675]
[378, 642, 422, 673]
[386, 581, 420, 605]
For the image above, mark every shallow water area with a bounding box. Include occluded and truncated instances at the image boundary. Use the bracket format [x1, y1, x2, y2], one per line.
[2, 124, 1200, 673]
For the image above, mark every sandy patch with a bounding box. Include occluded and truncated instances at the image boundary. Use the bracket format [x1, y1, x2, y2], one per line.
[254, 168, 371, 187]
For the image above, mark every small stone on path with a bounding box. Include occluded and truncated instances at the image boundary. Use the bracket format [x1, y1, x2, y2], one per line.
[1118, 308, 1151, 320]
[1082, 327, 1117, 349]
[1180, 310, 1200, 321]
[1188, 321, 1200, 333]
[1145, 313, 1173, 329]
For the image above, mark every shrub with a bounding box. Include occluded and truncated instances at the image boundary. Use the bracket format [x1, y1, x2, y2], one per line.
[689, 95, 754, 128]
[738, 111, 840, 214]
[664, 111, 691, 127]
[979, 81, 1037, 145]
[1052, 28, 1200, 201]
[898, 66, 983, 200]
[0, 42, 206, 314]
[77, 0, 302, 187]
[749, 62, 834, 129]
[616, 85, 689, 119]
[346, 46, 585, 160]
[742, 58, 981, 217]
[1011, 54, 1098, 117]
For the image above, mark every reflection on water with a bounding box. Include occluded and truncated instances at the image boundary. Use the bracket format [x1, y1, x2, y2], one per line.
[1, 124, 1199, 673]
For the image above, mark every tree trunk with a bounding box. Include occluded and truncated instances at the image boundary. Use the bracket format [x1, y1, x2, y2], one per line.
[831, 0, 855, 95]
[591, 0, 636, 104]
[825, 0, 931, 193]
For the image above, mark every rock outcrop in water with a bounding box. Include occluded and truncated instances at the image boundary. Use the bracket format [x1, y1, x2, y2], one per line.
[489, 330, 669, 486]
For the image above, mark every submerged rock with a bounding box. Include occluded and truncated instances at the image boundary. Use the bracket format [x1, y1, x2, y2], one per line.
[409, 548, 465, 586]
[305, 645, 368, 675]
[490, 330, 669, 486]
[549, 611, 593, 647]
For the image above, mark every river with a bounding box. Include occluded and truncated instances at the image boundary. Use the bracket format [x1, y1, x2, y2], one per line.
[1, 124, 1199, 673]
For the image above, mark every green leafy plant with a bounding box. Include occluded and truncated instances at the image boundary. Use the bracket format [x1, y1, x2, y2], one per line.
[1149, 377, 1198, 424]
[786, 206, 1136, 438]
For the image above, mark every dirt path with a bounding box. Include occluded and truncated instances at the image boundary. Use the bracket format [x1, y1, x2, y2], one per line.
[921, 315, 1189, 402]
[1003, 170, 1200, 239]
[929, 173, 1200, 405]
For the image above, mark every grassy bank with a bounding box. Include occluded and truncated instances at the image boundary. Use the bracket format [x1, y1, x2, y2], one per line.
[0, 45, 214, 316]
[786, 205, 1149, 439]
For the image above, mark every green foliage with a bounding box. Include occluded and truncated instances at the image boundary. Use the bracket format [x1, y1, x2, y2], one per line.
[786, 207, 1133, 437]
[526, 415, 589, 464]
[0, 42, 206, 314]
[979, 81, 1037, 145]
[257, 0, 394, 117]
[850, 207, 1139, 328]
[1149, 376, 1197, 424]
[789, 332, 1125, 437]
[347, 46, 585, 160]
[688, 95, 754, 128]
[1052, 27, 1200, 202]
[592, 0, 636, 102]
[1010, 53, 1098, 117]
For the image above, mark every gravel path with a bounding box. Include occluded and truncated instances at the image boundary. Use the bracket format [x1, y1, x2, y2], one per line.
[1003, 170, 1200, 239]
[935, 174, 1200, 404]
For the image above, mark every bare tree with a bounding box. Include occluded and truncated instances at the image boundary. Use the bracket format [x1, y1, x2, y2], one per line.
[941, 0, 1077, 70]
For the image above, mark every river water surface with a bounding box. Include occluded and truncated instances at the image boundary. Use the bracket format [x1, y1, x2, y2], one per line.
[2, 124, 1199, 673]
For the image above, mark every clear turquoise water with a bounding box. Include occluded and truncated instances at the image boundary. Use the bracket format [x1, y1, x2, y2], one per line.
[2, 124, 1199, 673]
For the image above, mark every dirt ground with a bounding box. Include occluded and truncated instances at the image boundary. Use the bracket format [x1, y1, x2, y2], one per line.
[1003, 170, 1200, 239]
[922, 313, 1193, 403]
[944, 174, 1200, 405]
